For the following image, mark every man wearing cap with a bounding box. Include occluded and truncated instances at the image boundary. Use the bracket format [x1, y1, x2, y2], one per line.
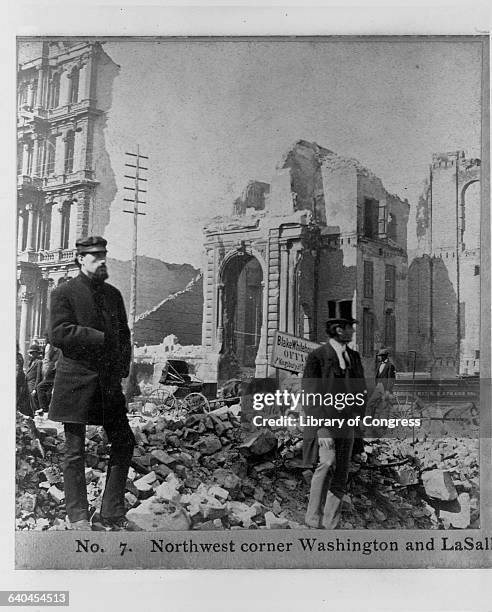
[366, 347, 396, 418]
[302, 318, 367, 529]
[25, 344, 43, 417]
[48, 236, 137, 531]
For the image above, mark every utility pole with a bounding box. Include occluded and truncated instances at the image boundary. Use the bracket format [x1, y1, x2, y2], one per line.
[123, 145, 148, 398]
[455, 150, 461, 376]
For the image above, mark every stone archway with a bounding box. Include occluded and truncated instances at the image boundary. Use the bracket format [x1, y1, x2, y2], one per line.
[220, 254, 263, 378]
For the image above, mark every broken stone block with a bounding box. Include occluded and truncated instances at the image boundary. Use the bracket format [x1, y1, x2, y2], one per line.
[212, 468, 242, 493]
[127, 497, 191, 531]
[200, 496, 227, 520]
[195, 434, 222, 456]
[155, 481, 180, 503]
[184, 476, 201, 490]
[239, 429, 277, 457]
[41, 466, 62, 485]
[253, 461, 275, 474]
[153, 464, 173, 480]
[208, 485, 229, 502]
[422, 470, 458, 501]
[134, 471, 157, 492]
[151, 449, 177, 466]
[48, 486, 65, 503]
[18, 492, 37, 513]
[174, 465, 187, 479]
[195, 520, 221, 530]
[440, 493, 471, 529]
[264, 511, 289, 529]
[125, 492, 138, 508]
[253, 487, 265, 503]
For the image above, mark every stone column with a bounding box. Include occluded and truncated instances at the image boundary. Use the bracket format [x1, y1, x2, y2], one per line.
[67, 199, 78, 249]
[255, 279, 269, 377]
[287, 245, 296, 334]
[35, 69, 44, 109]
[32, 136, 42, 177]
[216, 282, 224, 350]
[54, 133, 65, 176]
[59, 69, 70, 107]
[17, 211, 25, 251]
[26, 204, 36, 251]
[21, 142, 30, 176]
[83, 55, 94, 100]
[50, 203, 64, 250]
[19, 290, 33, 357]
[279, 242, 289, 332]
[27, 80, 35, 108]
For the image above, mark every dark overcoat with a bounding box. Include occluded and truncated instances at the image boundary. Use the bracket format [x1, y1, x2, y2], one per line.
[375, 360, 396, 391]
[48, 273, 131, 425]
[301, 342, 367, 466]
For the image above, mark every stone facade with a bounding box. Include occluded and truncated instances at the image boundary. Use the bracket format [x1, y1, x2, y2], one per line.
[202, 140, 409, 383]
[16, 41, 119, 355]
[409, 151, 481, 376]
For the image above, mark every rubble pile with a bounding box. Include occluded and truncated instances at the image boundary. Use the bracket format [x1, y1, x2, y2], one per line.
[16, 409, 480, 531]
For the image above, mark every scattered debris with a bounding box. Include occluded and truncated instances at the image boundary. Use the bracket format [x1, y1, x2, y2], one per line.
[16, 406, 480, 531]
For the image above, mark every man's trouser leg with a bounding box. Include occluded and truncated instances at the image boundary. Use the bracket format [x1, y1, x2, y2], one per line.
[100, 416, 136, 520]
[63, 423, 89, 523]
[305, 428, 334, 528]
[322, 428, 354, 529]
[366, 383, 384, 418]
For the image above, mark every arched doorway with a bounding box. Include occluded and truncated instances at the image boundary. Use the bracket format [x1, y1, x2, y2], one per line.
[221, 254, 263, 373]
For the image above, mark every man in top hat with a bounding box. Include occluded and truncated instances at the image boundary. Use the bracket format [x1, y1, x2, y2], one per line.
[48, 236, 137, 531]
[366, 347, 396, 418]
[302, 318, 367, 529]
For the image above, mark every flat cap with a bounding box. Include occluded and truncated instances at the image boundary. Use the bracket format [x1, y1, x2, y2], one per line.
[377, 347, 390, 356]
[325, 317, 358, 327]
[76, 236, 107, 254]
[28, 343, 42, 353]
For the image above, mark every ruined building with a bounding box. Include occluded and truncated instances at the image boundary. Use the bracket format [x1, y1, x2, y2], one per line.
[408, 151, 481, 376]
[16, 41, 119, 354]
[202, 140, 410, 383]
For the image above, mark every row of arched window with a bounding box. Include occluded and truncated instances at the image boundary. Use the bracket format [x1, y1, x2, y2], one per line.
[18, 66, 81, 111]
[18, 130, 76, 178]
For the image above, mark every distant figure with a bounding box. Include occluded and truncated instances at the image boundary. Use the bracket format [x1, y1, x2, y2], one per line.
[36, 342, 60, 413]
[25, 343, 43, 416]
[16, 342, 30, 417]
[366, 347, 396, 417]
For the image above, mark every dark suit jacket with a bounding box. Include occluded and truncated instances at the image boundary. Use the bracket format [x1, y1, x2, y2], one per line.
[48, 273, 131, 425]
[302, 342, 367, 466]
[375, 360, 396, 391]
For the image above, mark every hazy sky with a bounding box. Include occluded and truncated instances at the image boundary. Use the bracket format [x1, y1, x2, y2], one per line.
[100, 39, 483, 266]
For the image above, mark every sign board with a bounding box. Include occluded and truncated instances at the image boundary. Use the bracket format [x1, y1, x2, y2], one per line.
[270, 330, 320, 373]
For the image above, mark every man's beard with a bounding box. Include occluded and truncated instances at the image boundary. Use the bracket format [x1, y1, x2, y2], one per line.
[93, 266, 108, 282]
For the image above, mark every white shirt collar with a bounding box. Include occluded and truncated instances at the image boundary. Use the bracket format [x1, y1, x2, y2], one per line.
[329, 338, 348, 370]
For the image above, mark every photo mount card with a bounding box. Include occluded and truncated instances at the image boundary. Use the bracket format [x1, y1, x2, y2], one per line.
[14, 34, 491, 570]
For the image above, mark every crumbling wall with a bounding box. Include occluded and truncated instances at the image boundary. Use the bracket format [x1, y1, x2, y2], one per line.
[88, 48, 120, 235]
[135, 275, 203, 347]
[281, 140, 333, 224]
